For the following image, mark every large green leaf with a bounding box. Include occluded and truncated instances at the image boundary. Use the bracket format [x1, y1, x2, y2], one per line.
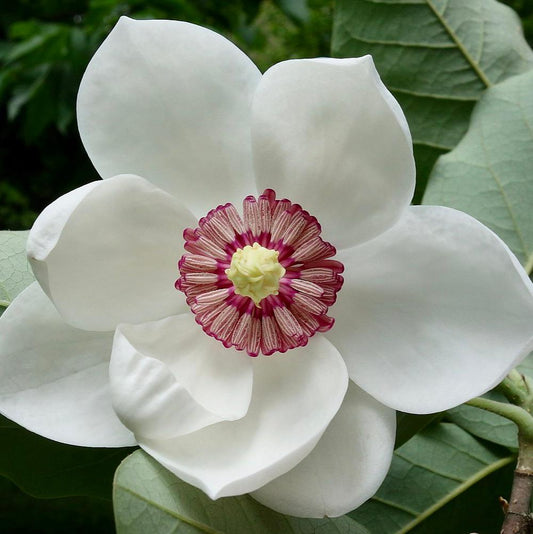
[113, 449, 370, 534]
[350, 422, 514, 533]
[0, 230, 34, 315]
[423, 68, 533, 270]
[332, 0, 533, 200]
[1, 414, 134, 500]
[446, 391, 518, 450]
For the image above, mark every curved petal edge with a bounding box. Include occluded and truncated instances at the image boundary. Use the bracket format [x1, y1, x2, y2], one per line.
[252, 55, 415, 250]
[251, 381, 396, 518]
[0, 282, 135, 447]
[135, 335, 348, 499]
[330, 206, 533, 414]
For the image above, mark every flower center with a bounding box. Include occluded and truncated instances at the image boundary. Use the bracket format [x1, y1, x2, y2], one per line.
[176, 189, 344, 357]
[226, 243, 286, 307]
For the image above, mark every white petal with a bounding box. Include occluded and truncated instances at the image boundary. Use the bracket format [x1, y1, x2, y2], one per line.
[0, 282, 135, 447]
[27, 174, 196, 331]
[109, 314, 253, 440]
[329, 206, 533, 414]
[78, 17, 261, 217]
[251, 382, 395, 518]
[251, 56, 415, 249]
[137, 336, 348, 498]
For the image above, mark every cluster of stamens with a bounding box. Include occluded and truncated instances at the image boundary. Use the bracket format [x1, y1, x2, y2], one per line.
[176, 189, 344, 356]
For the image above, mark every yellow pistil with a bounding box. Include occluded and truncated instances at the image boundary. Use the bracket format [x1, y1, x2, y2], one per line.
[225, 243, 286, 307]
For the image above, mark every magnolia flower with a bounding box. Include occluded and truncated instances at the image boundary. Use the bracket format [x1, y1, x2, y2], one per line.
[1, 17, 533, 519]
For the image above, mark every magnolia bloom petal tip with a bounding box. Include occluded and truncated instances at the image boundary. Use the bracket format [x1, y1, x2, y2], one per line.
[251, 382, 396, 518]
[332, 206, 533, 414]
[130, 337, 349, 500]
[251, 53, 416, 249]
[0, 283, 135, 447]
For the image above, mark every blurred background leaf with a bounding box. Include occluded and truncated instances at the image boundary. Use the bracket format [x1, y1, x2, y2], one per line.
[0, 0, 333, 230]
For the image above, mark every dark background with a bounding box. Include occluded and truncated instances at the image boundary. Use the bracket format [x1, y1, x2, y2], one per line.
[0, 0, 335, 229]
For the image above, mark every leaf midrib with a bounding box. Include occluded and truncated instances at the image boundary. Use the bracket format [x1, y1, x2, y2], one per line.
[396, 455, 514, 533]
[359, 0, 493, 90]
[425, 0, 492, 89]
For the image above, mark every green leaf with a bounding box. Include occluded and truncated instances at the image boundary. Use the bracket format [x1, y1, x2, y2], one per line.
[0, 230, 34, 315]
[113, 449, 370, 534]
[0, 414, 134, 500]
[423, 68, 533, 271]
[446, 405, 517, 450]
[446, 391, 519, 450]
[5, 23, 64, 64]
[350, 422, 514, 533]
[7, 65, 50, 120]
[274, 0, 310, 23]
[332, 0, 533, 200]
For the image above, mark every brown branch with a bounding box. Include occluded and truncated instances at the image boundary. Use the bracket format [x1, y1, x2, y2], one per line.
[500, 471, 533, 533]
[501, 436, 533, 534]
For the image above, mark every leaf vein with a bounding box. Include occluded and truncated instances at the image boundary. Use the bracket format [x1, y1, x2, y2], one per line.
[393, 452, 466, 482]
[370, 496, 418, 516]
[478, 119, 530, 265]
[396, 455, 514, 533]
[388, 86, 478, 102]
[346, 34, 455, 49]
[425, 0, 492, 88]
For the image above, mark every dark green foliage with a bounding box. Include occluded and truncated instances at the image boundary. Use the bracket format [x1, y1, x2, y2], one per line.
[351, 422, 515, 534]
[0, 0, 332, 229]
[0, 182, 36, 229]
[0, 415, 135, 500]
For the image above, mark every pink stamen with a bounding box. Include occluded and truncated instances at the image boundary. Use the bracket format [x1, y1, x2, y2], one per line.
[176, 189, 344, 356]
[195, 287, 231, 305]
[289, 279, 324, 298]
